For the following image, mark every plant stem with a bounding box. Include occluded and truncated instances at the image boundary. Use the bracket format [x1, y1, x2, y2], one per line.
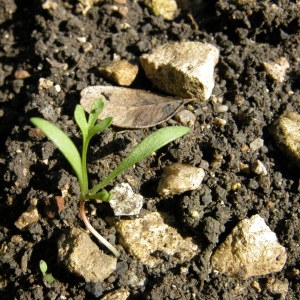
[79, 199, 120, 257]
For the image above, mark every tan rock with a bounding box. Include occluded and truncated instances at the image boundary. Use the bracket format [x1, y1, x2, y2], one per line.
[157, 163, 205, 196]
[101, 288, 130, 300]
[15, 206, 39, 230]
[116, 212, 199, 267]
[140, 42, 219, 100]
[211, 214, 287, 279]
[266, 277, 289, 298]
[57, 227, 117, 282]
[263, 57, 290, 83]
[269, 112, 300, 167]
[99, 60, 138, 86]
[145, 0, 178, 20]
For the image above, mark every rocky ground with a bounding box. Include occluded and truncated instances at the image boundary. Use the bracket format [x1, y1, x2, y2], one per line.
[0, 0, 300, 299]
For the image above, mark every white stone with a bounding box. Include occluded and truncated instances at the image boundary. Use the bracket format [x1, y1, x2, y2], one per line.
[157, 163, 205, 196]
[270, 112, 300, 167]
[251, 159, 268, 176]
[140, 42, 219, 100]
[38, 78, 54, 90]
[144, 0, 178, 20]
[116, 212, 199, 267]
[263, 57, 290, 82]
[211, 214, 287, 279]
[109, 183, 143, 216]
[57, 227, 117, 282]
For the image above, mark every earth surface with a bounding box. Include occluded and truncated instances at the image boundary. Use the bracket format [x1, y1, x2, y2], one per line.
[0, 0, 299, 299]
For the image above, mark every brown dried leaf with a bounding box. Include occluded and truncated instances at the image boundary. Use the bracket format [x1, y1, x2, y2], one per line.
[80, 86, 193, 128]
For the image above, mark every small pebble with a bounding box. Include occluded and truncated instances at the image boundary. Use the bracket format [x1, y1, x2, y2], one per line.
[251, 159, 268, 176]
[249, 138, 264, 151]
[174, 110, 196, 126]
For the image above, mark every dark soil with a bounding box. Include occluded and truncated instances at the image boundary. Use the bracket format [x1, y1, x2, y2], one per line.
[1, 0, 299, 299]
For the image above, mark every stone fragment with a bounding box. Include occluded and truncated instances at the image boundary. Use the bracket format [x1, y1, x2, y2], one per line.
[15, 206, 39, 230]
[211, 214, 287, 279]
[251, 159, 268, 176]
[269, 112, 300, 167]
[57, 227, 117, 282]
[174, 109, 196, 126]
[140, 42, 219, 100]
[263, 57, 290, 82]
[157, 163, 205, 196]
[14, 70, 30, 79]
[266, 277, 289, 298]
[99, 60, 138, 86]
[38, 78, 54, 90]
[109, 183, 143, 216]
[116, 212, 199, 267]
[249, 138, 264, 151]
[145, 0, 178, 20]
[101, 288, 130, 300]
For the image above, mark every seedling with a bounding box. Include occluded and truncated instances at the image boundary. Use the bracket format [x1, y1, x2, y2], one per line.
[31, 99, 190, 257]
[39, 260, 55, 283]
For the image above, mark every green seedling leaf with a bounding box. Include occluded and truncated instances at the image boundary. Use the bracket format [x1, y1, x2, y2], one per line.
[74, 104, 88, 138]
[89, 117, 113, 139]
[89, 126, 190, 195]
[44, 273, 55, 283]
[30, 118, 84, 190]
[87, 99, 105, 130]
[39, 260, 48, 274]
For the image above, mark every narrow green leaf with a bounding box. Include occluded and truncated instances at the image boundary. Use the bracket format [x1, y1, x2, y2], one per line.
[87, 99, 104, 130]
[39, 260, 47, 274]
[89, 126, 190, 194]
[74, 104, 88, 138]
[88, 117, 113, 140]
[30, 118, 84, 190]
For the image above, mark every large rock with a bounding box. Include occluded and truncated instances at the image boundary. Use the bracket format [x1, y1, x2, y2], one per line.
[116, 212, 199, 267]
[57, 227, 117, 282]
[140, 41, 219, 100]
[211, 214, 287, 279]
[269, 112, 300, 167]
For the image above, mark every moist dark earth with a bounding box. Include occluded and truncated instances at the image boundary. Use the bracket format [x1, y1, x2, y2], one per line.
[1, 0, 300, 299]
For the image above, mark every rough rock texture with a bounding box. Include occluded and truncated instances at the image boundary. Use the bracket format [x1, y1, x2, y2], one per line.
[157, 163, 205, 196]
[57, 227, 117, 282]
[269, 112, 300, 167]
[116, 212, 199, 267]
[144, 0, 178, 20]
[101, 288, 130, 300]
[263, 57, 290, 83]
[98, 60, 138, 86]
[140, 42, 219, 100]
[14, 206, 39, 230]
[109, 183, 143, 216]
[211, 214, 287, 279]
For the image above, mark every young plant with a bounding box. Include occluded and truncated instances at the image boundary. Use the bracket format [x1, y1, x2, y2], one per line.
[39, 260, 55, 283]
[30, 99, 190, 257]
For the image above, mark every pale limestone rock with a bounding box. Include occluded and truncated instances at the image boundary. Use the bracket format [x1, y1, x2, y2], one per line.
[249, 138, 264, 151]
[263, 57, 290, 83]
[251, 159, 268, 176]
[109, 183, 143, 216]
[269, 112, 300, 167]
[211, 214, 287, 279]
[174, 109, 196, 126]
[98, 60, 138, 86]
[140, 42, 219, 100]
[157, 163, 205, 196]
[101, 288, 130, 300]
[145, 0, 178, 20]
[15, 206, 39, 230]
[57, 227, 117, 282]
[116, 212, 199, 267]
[38, 78, 54, 90]
[266, 278, 289, 298]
